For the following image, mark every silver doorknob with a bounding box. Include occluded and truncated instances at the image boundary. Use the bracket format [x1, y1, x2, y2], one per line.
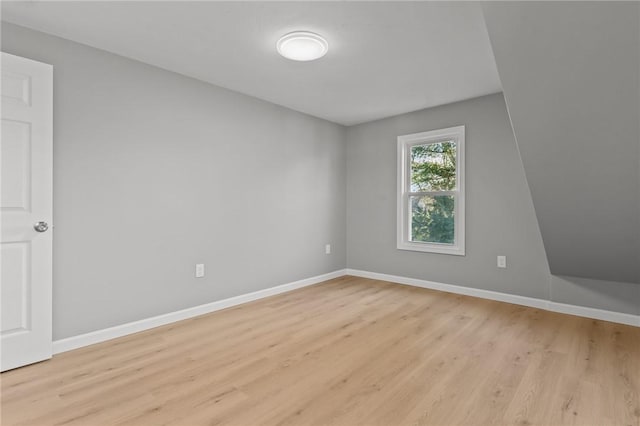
[33, 221, 49, 232]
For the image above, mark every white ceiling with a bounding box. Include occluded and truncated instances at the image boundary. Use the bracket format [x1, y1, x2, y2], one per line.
[1, 1, 502, 126]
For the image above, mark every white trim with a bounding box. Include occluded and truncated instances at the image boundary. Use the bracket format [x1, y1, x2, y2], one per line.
[345, 269, 640, 327]
[52, 269, 347, 354]
[546, 301, 639, 326]
[397, 125, 465, 256]
[52, 268, 638, 354]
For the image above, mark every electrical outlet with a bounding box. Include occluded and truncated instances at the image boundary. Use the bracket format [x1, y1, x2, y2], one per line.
[497, 256, 507, 269]
[195, 263, 205, 278]
[325, 244, 331, 255]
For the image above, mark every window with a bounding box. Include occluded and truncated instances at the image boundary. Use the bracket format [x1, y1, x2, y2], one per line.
[397, 126, 465, 255]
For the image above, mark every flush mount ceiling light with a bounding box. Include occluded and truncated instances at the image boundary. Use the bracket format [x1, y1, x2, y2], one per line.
[276, 31, 328, 61]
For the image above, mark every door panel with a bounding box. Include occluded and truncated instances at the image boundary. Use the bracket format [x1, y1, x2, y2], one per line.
[1, 52, 53, 372]
[1, 119, 31, 209]
[1, 242, 31, 334]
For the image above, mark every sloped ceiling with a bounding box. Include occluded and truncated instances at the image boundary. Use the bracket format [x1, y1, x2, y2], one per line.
[1, 1, 501, 126]
[483, 2, 640, 283]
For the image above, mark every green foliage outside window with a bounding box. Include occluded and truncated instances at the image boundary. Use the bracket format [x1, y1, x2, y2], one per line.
[410, 142, 456, 244]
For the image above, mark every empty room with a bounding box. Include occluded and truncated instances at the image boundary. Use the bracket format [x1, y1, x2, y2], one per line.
[1, 1, 639, 425]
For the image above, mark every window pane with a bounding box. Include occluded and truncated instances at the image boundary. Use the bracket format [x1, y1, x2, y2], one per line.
[410, 195, 455, 244]
[410, 141, 456, 191]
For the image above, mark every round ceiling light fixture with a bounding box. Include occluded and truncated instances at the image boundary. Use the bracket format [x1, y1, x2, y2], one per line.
[276, 31, 328, 61]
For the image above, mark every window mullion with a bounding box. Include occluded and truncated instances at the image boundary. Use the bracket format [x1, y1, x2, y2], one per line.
[407, 191, 458, 197]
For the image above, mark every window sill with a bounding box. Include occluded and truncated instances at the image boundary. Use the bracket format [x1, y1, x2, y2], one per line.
[397, 241, 465, 256]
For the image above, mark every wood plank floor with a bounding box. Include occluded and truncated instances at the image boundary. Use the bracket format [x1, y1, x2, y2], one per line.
[2, 276, 639, 426]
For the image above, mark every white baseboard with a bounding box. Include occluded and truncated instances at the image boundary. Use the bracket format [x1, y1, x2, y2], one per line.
[52, 269, 347, 354]
[546, 300, 639, 327]
[53, 267, 638, 354]
[346, 269, 640, 327]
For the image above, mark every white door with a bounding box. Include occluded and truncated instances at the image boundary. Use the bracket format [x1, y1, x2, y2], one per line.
[1, 52, 53, 372]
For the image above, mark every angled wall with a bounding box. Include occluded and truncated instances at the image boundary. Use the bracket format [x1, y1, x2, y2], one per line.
[346, 94, 552, 300]
[483, 2, 640, 284]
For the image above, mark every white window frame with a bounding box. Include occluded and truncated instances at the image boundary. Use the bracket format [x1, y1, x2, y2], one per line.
[397, 125, 465, 256]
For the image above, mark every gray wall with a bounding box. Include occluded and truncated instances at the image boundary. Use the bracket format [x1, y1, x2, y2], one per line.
[345, 93, 639, 315]
[2, 22, 636, 341]
[551, 275, 639, 315]
[483, 2, 640, 283]
[2, 23, 347, 340]
[346, 94, 552, 299]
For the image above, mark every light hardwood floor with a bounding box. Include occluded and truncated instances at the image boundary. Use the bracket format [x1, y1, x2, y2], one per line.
[2, 276, 639, 426]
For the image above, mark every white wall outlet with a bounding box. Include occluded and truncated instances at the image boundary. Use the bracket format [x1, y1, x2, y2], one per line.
[325, 244, 331, 255]
[497, 256, 507, 269]
[195, 263, 205, 278]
